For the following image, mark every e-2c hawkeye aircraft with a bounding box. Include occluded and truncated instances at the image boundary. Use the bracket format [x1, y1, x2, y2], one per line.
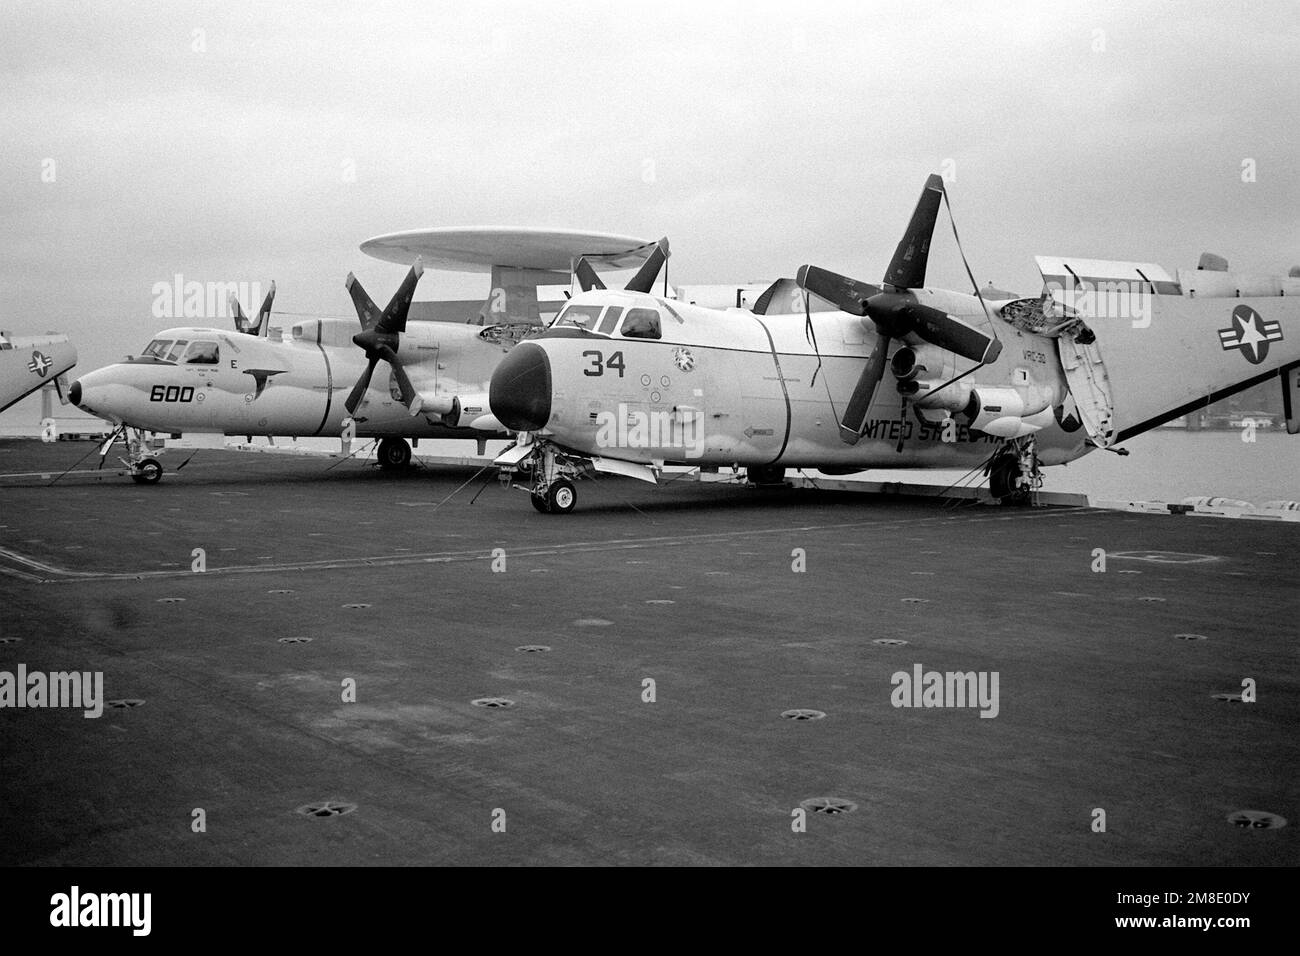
[70, 229, 658, 483]
[488, 174, 1300, 513]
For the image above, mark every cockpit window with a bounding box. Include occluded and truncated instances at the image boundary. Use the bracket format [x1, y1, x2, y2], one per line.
[553, 304, 603, 330]
[621, 307, 661, 339]
[596, 306, 623, 334]
[182, 340, 219, 364]
[165, 340, 188, 362]
[142, 339, 173, 359]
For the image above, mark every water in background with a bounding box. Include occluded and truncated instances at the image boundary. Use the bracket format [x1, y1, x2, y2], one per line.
[890, 430, 1300, 504]
[4, 398, 1298, 504]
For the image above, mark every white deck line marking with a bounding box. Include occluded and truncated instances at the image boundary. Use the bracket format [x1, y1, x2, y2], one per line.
[0, 508, 1095, 584]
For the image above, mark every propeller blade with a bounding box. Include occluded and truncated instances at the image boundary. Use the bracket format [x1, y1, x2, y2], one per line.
[882, 173, 945, 289]
[623, 237, 670, 293]
[838, 335, 891, 445]
[863, 293, 1001, 364]
[901, 302, 1002, 364]
[346, 272, 382, 330]
[344, 356, 379, 416]
[574, 257, 606, 292]
[376, 257, 424, 334]
[795, 265, 882, 316]
[376, 344, 419, 410]
[253, 280, 276, 336]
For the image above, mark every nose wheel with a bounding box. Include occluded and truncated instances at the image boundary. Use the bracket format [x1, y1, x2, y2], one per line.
[547, 478, 577, 514]
[130, 457, 163, 484]
[530, 477, 577, 514]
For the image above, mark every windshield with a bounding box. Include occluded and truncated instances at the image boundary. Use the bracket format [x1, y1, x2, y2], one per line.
[142, 339, 173, 359]
[552, 304, 603, 330]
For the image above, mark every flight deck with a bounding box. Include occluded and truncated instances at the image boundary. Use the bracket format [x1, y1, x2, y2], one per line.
[0, 437, 1295, 866]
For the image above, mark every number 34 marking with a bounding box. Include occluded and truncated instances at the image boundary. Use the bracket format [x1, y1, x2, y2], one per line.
[582, 350, 625, 377]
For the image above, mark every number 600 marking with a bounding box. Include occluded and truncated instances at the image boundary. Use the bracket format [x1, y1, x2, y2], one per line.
[150, 385, 195, 403]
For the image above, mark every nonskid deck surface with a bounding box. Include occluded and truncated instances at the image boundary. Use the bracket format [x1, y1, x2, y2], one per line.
[0, 439, 1295, 865]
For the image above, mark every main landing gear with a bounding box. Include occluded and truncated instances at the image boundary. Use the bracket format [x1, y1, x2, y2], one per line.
[376, 437, 412, 470]
[745, 464, 787, 486]
[988, 438, 1042, 506]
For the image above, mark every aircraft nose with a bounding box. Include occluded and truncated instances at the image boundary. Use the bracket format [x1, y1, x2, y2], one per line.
[489, 343, 552, 432]
[68, 379, 82, 407]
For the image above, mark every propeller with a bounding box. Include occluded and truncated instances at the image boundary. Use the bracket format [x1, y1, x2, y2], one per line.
[229, 281, 276, 336]
[574, 257, 606, 292]
[343, 258, 425, 417]
[622, 237, 670, 293]
[570, 237, 670, 296]
[796, 175, 1002, 445]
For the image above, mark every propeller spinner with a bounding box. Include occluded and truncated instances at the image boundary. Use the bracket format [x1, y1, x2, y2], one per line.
[343, 258, 425, 417]
[796, 175, 1001, 445]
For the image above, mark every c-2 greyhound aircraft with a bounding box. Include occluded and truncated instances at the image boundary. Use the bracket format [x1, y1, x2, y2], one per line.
[487, 175, 1300, 513]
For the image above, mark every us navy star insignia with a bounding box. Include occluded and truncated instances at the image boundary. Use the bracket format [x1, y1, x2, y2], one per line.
[1218, 304, 1283, 365]
[27, 350, 53, 377]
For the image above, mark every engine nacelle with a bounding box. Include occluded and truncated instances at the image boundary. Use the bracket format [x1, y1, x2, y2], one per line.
[893, 345, 1061, 438]
[410, 392, 458, 422]
[892, 345, 973, 412]
[966, 386, 1054, 438]
[891, 344, 955, 385]
[430, 392, 497, 429]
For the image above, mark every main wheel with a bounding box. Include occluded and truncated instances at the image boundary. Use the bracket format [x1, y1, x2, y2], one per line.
[131, 457, 163, 485]
[546, 478, 577, 514]
[746, 464, 786, 485]
[530, 489, 551, 513]
[377, 437, 411, 470]
[989, 457, 1029, 504]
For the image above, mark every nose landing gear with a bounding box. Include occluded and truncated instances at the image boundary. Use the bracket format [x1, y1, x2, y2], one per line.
[98, 424, 167, 485]
[502, 439, 587, 514]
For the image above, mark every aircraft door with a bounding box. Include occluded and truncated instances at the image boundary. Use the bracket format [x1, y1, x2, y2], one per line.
[175, 338, 220, 429]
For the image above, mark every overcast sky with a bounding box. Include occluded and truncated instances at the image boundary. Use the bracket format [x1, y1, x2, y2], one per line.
[2, 0, 1297, 381]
